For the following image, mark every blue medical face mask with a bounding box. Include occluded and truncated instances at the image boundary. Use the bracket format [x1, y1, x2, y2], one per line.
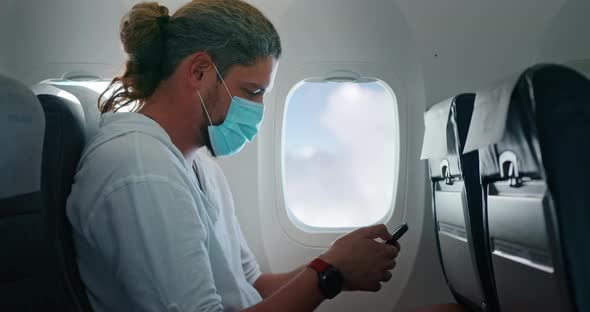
[196, 65, 264, 157]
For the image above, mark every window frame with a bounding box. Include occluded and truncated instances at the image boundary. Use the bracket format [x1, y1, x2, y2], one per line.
[273, 72, 403, 247]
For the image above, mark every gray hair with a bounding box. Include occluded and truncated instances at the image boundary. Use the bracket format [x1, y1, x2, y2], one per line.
[100, 0, 282, 113]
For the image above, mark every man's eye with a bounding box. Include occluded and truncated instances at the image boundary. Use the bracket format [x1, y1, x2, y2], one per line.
[243, 87, 264, 97]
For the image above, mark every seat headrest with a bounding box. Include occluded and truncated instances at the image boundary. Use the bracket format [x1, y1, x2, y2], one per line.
[462, 72, 521, 154]
[31, 84, 81, 106]
[421, 94, 476, 180]
[421, 94, 479, 158]
[32, 85, 86, 140]
[53, 84, 101, 140]
[33, 81, 104, 141]
[470, 64, 587, 179]
[421, 97, 455, 160]
[0, 75, 45, 199]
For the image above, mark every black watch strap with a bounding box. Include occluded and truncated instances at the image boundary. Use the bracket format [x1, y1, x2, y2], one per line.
[308, 258, 343, 299]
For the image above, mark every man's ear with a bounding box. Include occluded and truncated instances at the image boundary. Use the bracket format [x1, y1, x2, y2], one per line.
[186, 52, 214, 87]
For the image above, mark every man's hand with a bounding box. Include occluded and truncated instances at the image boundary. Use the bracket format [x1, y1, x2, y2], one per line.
[319, 224, 400, 292]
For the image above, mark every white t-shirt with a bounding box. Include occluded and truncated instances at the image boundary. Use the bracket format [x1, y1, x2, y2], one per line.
[66, 112, 262, 312]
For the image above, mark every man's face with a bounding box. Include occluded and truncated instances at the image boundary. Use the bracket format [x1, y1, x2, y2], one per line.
[200, 56, 278, 155]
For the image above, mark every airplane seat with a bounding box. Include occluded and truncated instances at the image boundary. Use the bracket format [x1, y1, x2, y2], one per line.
[36, 90, 94, 311]
[0, 74, 57, 310]
[451, 94, 499, 312]
[464, 63, 589, 311]
[52, 85, 101, 140]
[527, 65, 589, 312]
[32, 82, 102, 141]
[421, 94, 498, 311]
[0, 81, 93, 311]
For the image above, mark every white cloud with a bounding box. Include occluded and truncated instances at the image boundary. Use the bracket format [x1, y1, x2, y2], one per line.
[294, 146, 317, 160]
[284, 82, 398, 228]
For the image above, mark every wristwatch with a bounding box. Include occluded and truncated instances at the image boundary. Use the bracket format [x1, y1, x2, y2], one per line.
[307, 258, 343, 299]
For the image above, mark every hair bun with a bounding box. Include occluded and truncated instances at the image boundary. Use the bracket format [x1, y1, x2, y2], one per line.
[120, 2, 170, 55]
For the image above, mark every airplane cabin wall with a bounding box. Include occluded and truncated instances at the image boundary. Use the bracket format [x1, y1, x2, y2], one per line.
[0, 0, 588, 311]
[0, 2, 14, 79]
[397, 0, 568, 109]
[0, 0, 128, 85]
[535, 0, 590, 75]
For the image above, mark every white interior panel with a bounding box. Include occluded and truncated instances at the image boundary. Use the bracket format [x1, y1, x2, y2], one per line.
[398, 0, 565, 108]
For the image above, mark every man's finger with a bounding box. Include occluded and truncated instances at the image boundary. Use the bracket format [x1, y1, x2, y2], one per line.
[382, 245, 399, 259]
[369, 282, 382, 292]
[385, 259, 397, 270]
[355, 224, 392, 241]
[381, 271, 393, 282]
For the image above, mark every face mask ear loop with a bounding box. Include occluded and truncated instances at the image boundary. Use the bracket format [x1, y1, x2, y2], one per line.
[213, 64, 233, 100]
[196, 89, 214, 126]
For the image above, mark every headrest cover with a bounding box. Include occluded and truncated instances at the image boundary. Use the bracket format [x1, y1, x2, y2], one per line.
[0, 75, 45, 199]
[462, 73, 520, 153]
[420, 97, 453, 159]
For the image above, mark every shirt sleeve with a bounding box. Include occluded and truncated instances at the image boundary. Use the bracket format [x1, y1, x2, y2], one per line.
[233, 215, 262, 286]
[86, 176, 224, 312]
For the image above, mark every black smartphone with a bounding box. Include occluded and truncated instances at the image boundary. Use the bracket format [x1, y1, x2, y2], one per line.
[386, 223, 408, 245]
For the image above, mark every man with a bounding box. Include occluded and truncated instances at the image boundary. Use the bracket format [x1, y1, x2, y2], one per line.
[67, 1, 400, 311]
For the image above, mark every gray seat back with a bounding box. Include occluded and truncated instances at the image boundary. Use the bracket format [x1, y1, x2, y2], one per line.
[464, 64, 589, 311]
[0, 75, 92, 311]
[534, 65, 590, 312]
[32, 83, 94, 311]
[0, 75, 58, 310]
[422, 94, 498, 311]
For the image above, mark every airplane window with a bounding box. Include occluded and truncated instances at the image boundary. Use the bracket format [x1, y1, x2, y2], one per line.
[282, 80, 398, 229]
